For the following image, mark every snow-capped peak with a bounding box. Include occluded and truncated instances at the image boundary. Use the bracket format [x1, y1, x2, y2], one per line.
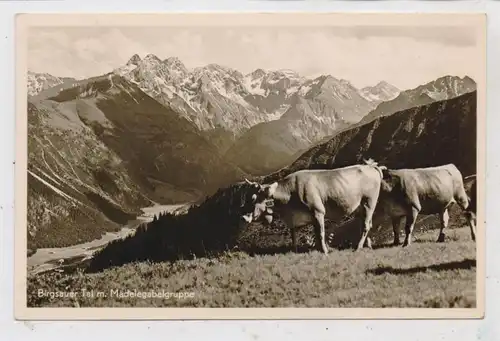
[247, 68, 267, 80]
[126, 54, 142, 66]
[360, 80, 400, 103]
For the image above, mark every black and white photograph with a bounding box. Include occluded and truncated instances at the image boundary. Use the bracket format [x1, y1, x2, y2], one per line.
[15, 13, 486, 318]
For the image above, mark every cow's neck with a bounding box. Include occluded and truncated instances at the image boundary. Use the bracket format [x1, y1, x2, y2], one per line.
[271, 181, 292, 208]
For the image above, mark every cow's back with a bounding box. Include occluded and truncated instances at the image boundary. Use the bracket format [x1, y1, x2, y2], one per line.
[384, 164, 468, 213]
[288, 165, 382, 213]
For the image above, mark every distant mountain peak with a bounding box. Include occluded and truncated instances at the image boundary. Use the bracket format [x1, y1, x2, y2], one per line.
[276, 69, 300, 77]
[252, 68, 266, 74]
[375, 80, 397, 89]
[247, 68, 267, 79]
[163, 56, 188, 75]
[143, 54, 162, 63]
[463, 75, 476, 84]
[126, 54, 142, 66]
[359, 80, 400, 104]
[164, 56, 185, 67]
[164, 56, 182, 63]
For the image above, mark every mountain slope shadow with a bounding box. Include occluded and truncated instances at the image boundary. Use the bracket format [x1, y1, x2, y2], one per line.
[366, 259, 476, 276]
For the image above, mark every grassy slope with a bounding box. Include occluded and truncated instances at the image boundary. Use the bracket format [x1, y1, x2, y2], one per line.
[27, 227, 475, 308]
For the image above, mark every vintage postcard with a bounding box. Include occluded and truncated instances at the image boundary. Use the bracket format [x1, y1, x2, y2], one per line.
[15, 13, 486, 320]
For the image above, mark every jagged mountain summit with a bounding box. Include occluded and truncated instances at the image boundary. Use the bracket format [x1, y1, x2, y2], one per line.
[114, 54, 271, 138]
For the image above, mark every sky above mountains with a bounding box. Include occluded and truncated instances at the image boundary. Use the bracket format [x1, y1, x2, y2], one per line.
[28, 25, 479, 90]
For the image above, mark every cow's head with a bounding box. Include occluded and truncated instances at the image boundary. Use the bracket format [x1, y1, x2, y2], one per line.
[241, 179, 278, 225]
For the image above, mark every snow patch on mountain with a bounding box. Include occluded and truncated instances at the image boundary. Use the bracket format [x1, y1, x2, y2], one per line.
[28, 71, 76, 97]
[360, 81, 400, 104]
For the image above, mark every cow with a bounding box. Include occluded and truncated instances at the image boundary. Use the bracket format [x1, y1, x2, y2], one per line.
[241, 159, 387, 254]
[376, 164, 475, 247]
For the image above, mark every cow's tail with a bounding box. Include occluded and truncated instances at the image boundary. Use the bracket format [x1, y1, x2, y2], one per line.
[362, 158, 387, 179]
[456, 188, 470, 211]
[377, 165, 388, 179]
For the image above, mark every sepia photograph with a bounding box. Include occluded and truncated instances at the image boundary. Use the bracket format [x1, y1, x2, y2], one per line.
[15, 13, 486, 319]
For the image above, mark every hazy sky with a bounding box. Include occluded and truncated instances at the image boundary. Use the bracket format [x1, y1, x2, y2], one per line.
[28, 26, 480, 90]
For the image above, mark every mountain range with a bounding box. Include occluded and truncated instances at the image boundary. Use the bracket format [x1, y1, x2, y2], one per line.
[27, 73, 244, 250]
[89, 55, 475, 174]
[226, 74, 476, 175]
[112, 54, 400, 152]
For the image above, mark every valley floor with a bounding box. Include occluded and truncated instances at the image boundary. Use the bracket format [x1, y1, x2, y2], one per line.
[27, 203, 189, 275]
[27, 227, 476, 308]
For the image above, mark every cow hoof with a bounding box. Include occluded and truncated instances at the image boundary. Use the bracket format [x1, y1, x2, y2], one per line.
[393, 241, 400, 247]
[437, 233, 445, 243]
[402, 242, 410, 248]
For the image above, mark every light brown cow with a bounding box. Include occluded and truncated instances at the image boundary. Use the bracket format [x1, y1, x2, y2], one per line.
[377, 164, 475, 247]
[242, 159, 387, 254]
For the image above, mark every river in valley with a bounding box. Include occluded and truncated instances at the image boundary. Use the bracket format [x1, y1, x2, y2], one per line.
[27, 203, 189, 275]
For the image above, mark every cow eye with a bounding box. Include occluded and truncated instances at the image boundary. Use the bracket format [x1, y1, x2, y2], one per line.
[265, 200, 274, 207]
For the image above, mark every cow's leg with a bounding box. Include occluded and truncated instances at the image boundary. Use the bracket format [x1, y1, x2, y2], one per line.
[290, 227, 298, 253]
[356, 202, 375, 251]
[437, 208, 449, 243]
[313, 210, 329, 255]
[283, 214, 298, 252]
[391, 216, 402, 246]
[467, 212, 477, 242]
[365, 237, 373, 249]
[402, 207, 419, 247]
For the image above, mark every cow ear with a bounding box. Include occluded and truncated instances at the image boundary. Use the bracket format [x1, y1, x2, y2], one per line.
[267, 182, 278, 197]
